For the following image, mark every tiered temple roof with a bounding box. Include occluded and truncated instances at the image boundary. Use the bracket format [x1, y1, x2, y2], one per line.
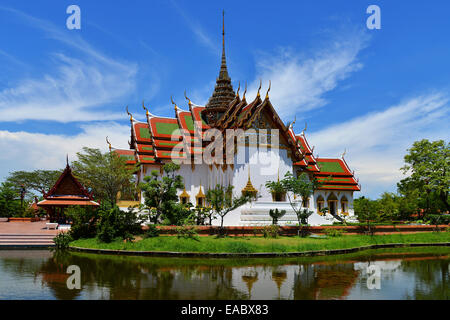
[111, 11, 360, 193]
[314, 158, 361, 191]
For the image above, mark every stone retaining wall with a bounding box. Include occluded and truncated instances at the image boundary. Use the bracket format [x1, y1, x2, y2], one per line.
[145, 224, 449, 236]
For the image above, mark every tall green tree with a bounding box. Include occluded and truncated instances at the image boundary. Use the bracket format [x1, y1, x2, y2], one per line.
[354, 196, 381, 235]
[206, 184, 250, 231]
[0, 182, 22, 217]
[399, 139, 449, 214]
[279, 172, 321, 235]
[71, 147, 137, 206]
[6, 170, 61, 196]
[139, 162, 187, 224]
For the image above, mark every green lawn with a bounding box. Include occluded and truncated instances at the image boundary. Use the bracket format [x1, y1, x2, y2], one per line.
[70, 232, 450, 254]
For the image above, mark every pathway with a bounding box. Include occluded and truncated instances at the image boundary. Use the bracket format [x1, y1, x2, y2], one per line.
[0, 221, 59, 248]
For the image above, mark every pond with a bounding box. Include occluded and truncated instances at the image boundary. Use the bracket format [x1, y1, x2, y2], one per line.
[0, 247, 448, 300]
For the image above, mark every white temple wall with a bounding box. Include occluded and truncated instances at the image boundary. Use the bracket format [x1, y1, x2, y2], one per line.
[232, 145, 293, 201]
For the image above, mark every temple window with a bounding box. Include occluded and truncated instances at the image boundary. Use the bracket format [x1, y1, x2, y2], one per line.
[196, 185, 206, 207]
[327, 193, 338, 215]
[179, 187, 190, 205]
[302, 197, 310, 208]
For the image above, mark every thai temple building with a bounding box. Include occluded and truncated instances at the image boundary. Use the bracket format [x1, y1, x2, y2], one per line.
[112, 14, 361, 226]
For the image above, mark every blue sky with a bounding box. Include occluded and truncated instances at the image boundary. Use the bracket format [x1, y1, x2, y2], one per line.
[0, 0, 449, 198]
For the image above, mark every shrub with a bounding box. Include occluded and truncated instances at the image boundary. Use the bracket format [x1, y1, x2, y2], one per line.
[323, 228, 346, 237]
[175, 224, 198, 239]
[53, 232, 73, 250]
[96, 205, 144, 243]
[66, 206, 98, 240]
[269, 208, 286, 225]
[263, 225, 281, 238]
[144, 224, 160, 238]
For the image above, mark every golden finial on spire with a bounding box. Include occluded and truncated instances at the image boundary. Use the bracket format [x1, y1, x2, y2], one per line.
[265, 80, 271, 99]
[184, 90, 192, 106]
[106, 136, 112, 152]
[171, 96, 178, 112]
[256, 79, 262, 98]
[243, 82, 247, 100]
[236, 81, 240, 97]
[342, 148, 347, 159]
[126, 106, 133, 121]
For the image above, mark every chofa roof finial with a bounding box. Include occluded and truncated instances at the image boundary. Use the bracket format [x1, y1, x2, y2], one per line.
[243, 82, 247, 100]
[184, 90, 192, 106]
[126, 106, 133, 121]
[106, 136, 112, 152]
[265, 80, 271, 99]
[301, 122, 307, 136]
[236, 81, 240, 98]
[256, 79, 262, 98]
[342, 148, 347, 159]
[171, 96, 178, 112]
[142, 100, 150, 117]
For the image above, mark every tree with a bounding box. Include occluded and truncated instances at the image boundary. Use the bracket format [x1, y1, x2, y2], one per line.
[400, 139, 449, 214]
[71, 147, 137, 206]
[269, 208, 286, 225]
[279, 172, 321, 236]
[377, 192, 400, 221]
[0, 182, 22, 217]
[139, 162, 186, 224]
[206, 184, 250, 233]
[354, 196, 380, 235]
[96, 204, 144, 242]
[6, 170, 61, 196]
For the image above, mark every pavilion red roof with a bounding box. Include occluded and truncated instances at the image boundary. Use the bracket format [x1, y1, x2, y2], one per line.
[37, 164, 99, 208]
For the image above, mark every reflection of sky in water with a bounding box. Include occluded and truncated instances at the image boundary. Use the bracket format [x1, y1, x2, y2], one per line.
[0, 250, 448, 300]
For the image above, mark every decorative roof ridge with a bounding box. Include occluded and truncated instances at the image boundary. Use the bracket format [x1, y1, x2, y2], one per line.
[216, 94, 241, 127]
[221, 97, 247, 129]
[44, 162, 93, 200]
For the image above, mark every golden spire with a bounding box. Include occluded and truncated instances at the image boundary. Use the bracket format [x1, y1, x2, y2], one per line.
[236, 81, 240, 98]
[242, 82, 247, 100]
[242, 166, 258, 197]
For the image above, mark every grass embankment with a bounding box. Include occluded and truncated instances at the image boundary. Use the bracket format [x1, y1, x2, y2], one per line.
[70, 232, 450, 254]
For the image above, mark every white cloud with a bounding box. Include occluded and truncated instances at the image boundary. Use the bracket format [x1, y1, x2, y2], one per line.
[0, 54, 137, 122]
[0, 7, 140, 123]
[308, 93, 450, 198]
[0, 122, 130, 180]
[246, 30, 368, 119]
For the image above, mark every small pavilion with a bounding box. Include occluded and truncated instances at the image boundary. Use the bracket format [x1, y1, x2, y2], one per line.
[37, 160, 99, 223]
